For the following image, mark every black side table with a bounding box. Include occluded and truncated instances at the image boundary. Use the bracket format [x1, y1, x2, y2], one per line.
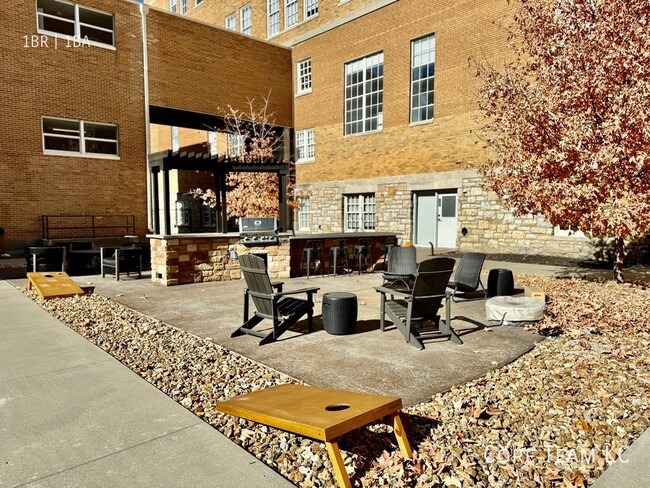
[322, 292, 358, 335]
[487, 268, 514, 297]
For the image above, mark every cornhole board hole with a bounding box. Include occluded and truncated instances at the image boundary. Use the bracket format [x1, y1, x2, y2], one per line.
[27, 272, 85, 299]
[217, 384, 412, 488]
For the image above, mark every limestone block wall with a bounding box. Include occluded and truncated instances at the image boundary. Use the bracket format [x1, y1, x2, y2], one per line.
[457, 178, 597, 259]
[150, 235, 291, 286]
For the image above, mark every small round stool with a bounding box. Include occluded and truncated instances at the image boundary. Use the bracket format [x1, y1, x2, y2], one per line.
[487, 268, 514, 297]
[322, 292, 357, 335]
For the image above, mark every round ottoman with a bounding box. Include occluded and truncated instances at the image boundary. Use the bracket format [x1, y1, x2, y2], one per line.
[487, 268, 514, 297]
[486, 296, 545, 324]
[322, 292, 357, 335]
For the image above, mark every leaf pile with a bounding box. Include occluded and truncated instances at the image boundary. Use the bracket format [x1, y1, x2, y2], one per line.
[25, 274, 650, 487]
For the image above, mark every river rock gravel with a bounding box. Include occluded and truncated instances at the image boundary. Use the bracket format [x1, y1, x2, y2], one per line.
[24, 274, 650, 487]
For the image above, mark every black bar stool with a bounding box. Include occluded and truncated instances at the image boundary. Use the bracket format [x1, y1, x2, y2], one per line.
[301, 240, 324, 278]
[353, 238, 371, 274]
[329, 239, 349, 276]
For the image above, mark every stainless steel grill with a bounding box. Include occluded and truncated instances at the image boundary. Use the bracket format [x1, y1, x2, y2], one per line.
[239, 217, 279, 245]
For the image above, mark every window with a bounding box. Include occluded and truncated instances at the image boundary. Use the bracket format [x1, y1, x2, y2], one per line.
[410, 34, 435, 123]
[180, 0, 188, 15]
[298, 197, 310, 230]
[169, 0, 178, 12]
[37, 0, 115, 47]
[344, 52, 384, 135]
[297, 58, 312, 94]
[195, 0, 204, 5]
[296, 129, 315, 161]
[208, 131, 217, 156]
[344, 194, 375, 231]
[175, 201, 190, 227]
[202, 205, 217, 227]
[267, 0, 280, 37]
[554, 225, 586, 238]
[285, 0, 298, 28]
[225, 13, 236, 30]
[240, 4, 252, 35]
[171, 126, 179, 152]
[42, 117, 119, 157]
[228, 133, 245, 157]
[304, 0, 318, 19]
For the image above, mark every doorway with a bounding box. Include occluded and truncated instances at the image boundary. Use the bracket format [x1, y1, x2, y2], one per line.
[414, 191, 458, 249]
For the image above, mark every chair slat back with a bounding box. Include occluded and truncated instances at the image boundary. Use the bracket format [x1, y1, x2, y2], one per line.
[239, 254, 275, 316]
[453, 252, 486, 290]
[387, 246, 417, 276]
[410, 257, 455, 319]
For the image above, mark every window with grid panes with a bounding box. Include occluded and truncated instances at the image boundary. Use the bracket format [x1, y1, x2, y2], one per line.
[240, 4, 252, 35]
[344, 194, 375, 231]
[296, 129, 315, 161]
[285, 0, 298, 28]
[37, 0, 115, 47]
[267, 0, 280, 37]
[225, 13, 236, 30]
[344, 53, 383, 135]
[169, 0, 178, 13]
[304, 0, 318, 19]
[297, 58, 312, 94]
[180, 0, 188, 15]
[410, 34, 435, 123]
[298, 197, 310, 230]
[42, 117, 119, 157]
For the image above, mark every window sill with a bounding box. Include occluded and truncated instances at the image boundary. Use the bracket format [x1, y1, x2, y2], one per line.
[43, 150, 120, 160]
[295, 89, 312, 98]
[409, 119, 434, 127]
[304, 13, 319, 22]
[343, 128, 383, 139]
[37, 30, 116, 51]
[296, 158, 315, 164]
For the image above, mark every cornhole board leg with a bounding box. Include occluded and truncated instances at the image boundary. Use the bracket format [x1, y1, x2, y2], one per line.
[27, 272, 85, 299]
[325, 440, 351, 488]
[390, 412, 413, 458]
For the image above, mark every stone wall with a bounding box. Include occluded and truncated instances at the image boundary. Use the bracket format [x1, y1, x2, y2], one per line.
[150, 235, 291, 286]
[457, 177, 597, 259]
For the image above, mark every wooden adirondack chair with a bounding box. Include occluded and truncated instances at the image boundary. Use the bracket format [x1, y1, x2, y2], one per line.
[375, 257, 461, 350]
[232, 254, 319, 345]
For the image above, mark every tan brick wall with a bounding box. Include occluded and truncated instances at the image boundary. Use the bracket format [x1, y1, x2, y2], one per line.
[146, 7, 293, 127]
[0, 0, 148, 251]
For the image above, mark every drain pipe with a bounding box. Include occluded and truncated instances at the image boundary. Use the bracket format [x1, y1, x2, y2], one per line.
[138, 1, 153, 233]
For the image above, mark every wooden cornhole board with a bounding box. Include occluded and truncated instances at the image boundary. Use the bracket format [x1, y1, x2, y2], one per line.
[217, 384, 412, 488]
[27, 272, 85, 299]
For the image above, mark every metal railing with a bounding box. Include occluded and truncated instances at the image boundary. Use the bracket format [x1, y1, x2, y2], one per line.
[42, 215, 136, 240]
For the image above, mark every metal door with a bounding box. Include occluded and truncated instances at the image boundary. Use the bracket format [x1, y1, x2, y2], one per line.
[436, 193, 457, 248]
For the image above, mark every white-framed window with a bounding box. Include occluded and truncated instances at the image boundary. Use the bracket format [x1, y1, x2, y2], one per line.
[285, 0, 298, 28]
[225, 13, 236, 30]
[344, 194, 375, 231]
[42, 117, 119, 158]
[171, 126, 179, 152]
[228, 133, 245, 157]
[240, 4, 252, 35]
[180, 0, 188, 15]
[295, 129, 315, 162]
[169, 0, 178, 13]
[297, 58, 312, 94]
[175, 200, 190, 227]
[202, 205, 217, 227]
[345, 52, 384, 135]
[298, 197, 310, 230]
[36, 0, 115, 48]
[208, 131, 217, 156]
[267, 0, 280, 37]
[304, 0, 318, 19]
[554, 225, 586, 238]
[410, 34, 435, 123]
[195, 0, 204, 6]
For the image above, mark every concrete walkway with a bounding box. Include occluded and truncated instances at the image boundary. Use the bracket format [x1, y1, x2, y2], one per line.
[0, 280, 292, 488]
[591, 428, 650, 488]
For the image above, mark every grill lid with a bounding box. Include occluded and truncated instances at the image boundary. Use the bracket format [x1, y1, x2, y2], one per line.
[239, 217, 278, 234]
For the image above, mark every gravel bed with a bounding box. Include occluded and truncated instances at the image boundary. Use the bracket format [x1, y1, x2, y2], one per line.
[24, 274, 650, 487]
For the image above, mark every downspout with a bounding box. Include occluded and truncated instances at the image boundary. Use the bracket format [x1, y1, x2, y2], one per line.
[138, 1, 152, 233]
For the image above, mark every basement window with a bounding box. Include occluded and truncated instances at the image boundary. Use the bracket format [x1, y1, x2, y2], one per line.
[42, 117, 119, 158]
[37, 0, 115, 48]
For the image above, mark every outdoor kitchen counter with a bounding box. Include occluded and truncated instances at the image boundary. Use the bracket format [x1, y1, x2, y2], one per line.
[289, 232, 398, 277]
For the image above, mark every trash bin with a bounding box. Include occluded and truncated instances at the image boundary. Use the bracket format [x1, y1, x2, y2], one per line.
[322, 292, 357, 335]
[487, 268, 514, 297]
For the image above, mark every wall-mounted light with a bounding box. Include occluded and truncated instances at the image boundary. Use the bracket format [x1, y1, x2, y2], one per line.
[461, 227, 468, 237]
[228, 247, 239, 260]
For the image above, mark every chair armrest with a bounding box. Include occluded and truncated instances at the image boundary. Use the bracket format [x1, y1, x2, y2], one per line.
[270, 281, 284, 292]
[374, 286, 410, 298]
[100, 246, 121, 260]
[273, 287, 320, 297]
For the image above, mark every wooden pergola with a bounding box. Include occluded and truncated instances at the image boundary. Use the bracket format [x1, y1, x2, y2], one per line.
[150, 150, 291, 235]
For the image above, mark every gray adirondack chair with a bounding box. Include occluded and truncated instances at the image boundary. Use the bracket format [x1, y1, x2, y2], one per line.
[375, 257, 461, 350]
[447, 252, 487, 302]
[232, 254, 319, 345]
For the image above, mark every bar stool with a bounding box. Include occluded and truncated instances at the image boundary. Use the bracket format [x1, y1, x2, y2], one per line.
[301, 240, 324, 278]
[383, 236, 399, 270]
[329, 239, 349, 276]
[353, 238, 371, 274]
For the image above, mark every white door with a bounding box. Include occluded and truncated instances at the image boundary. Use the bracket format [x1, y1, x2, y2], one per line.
[414, 194, 436, 246]
[436, 194, 457, 248]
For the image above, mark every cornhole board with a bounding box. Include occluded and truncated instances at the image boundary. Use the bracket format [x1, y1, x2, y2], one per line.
[217, 384, 412, 488]
[27, 272, 85, 299]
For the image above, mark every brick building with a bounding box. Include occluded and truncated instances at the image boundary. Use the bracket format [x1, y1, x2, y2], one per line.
[1, 0, 597, 260]
[145, 0, 596, 259]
